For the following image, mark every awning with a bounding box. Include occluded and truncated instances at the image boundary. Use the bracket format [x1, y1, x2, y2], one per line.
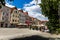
[40, 24, 45, 26]
[17, 23, 27, 25]
[32, 24, 45, 27]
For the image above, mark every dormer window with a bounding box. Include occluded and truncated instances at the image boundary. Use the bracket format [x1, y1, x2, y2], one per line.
[2, 17, 4, 20]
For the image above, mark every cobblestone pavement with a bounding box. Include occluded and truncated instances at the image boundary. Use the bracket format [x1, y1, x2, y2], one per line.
[0, 28, 60, 40]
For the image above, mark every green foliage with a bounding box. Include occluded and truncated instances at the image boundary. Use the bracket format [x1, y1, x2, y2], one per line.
[40, 0, 60, 33]
[56, 28, 60, 33]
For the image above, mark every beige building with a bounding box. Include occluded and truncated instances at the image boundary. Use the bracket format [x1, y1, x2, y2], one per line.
[0, 4, 19, 28]
[10, 7, 19, 27]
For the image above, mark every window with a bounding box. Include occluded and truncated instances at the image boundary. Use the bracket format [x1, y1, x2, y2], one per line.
[13, 15, 14, 17]
[1, 23, 3, 27]
[2, 17, 4, 20]
[3, 12, 5, 15]
[13, 20, 14, 22]
[16, 15, 17, 17]
[18, 16, 19, 18]
[6, 13, 8, 16]
[15, 11, 17, 13]
[18, 20, 19, 22]
[5, 24, 8, 27]
[15, 20, 17, 22]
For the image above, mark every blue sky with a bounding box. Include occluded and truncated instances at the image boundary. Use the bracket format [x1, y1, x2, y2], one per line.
[6, 0, 32, 8]
[5, 0, 48, 21]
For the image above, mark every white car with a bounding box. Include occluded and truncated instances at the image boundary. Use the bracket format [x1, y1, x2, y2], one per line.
[44, 29, 49, 32]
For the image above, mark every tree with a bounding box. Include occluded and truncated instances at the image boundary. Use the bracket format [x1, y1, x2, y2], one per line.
[39, 0, 60, 33]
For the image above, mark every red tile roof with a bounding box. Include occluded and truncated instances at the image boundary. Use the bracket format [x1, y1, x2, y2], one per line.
[18, 10, 23, 13]
[23, 12, 28, 15]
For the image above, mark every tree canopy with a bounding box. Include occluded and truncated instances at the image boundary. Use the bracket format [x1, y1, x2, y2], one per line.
[40, 0, 60, 33]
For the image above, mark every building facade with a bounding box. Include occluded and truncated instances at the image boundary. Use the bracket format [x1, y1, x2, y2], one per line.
[0, 5, 10, 27]
[0, 4, 48, 28]
[10, 7, 19, 27]
[0, 5, 19, 28]
[19, 10, 26, 24]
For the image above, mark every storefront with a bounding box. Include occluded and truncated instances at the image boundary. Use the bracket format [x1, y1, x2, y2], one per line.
[0, 22, 9, 28]
[17, 23, 28, 28]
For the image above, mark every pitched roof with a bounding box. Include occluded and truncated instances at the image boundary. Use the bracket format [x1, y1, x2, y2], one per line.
[10, 7, 17, 13]
[5, 6, 17, 13]
[18, 10, 23, 13]
[23, 12, 28, 15]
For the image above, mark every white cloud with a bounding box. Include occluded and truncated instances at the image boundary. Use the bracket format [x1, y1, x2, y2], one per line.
[36, 14, 48, 21]
[28, 11, 48, 21]
[5, 0, 15, 8]
[17, 8, 21, 10]
[30, 0, 41, 4]
[30, 0, 36, 4]
[24, 0, 35, 7]
[24, 5, 41, 13]
[5, 0, 48, 21]
[24, 1, 48, 21]
[24, 0, 41, 7]
[37, 0, 41, 4]
[5, 3, 15, 8]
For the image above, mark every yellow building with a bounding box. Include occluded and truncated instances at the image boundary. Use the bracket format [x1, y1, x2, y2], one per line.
[10, 7, 19, 27]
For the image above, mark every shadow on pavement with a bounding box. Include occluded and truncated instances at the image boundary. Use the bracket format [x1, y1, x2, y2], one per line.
[11, 35, 49, 40]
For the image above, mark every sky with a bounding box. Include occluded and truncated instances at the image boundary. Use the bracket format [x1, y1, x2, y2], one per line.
[5, 0, 48, 21]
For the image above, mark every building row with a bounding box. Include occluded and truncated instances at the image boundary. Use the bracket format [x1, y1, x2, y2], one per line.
[0, 4, 48, 28]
